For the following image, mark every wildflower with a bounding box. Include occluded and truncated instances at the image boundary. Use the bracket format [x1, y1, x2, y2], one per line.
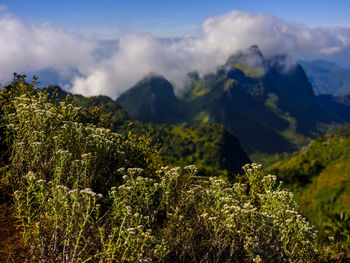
[37, 179, 46, 184]
[25, 171, 35, 178]
[126, 206, 133, 213]
[57, 185, 70, 191]
[13, 190, 21, 196]
[127, 168, 143, 174]
[81, 153, 91, 158]
[118, 167, 125, 174]
[201, 213, 209, 218]
[253, 255, 262, 263]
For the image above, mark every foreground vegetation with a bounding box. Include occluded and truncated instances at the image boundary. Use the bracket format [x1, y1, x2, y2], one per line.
[0, 75, 347, 262]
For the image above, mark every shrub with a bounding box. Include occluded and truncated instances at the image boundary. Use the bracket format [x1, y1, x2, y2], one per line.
[4, 90, 157, 193]
[14, 164, 318, 262]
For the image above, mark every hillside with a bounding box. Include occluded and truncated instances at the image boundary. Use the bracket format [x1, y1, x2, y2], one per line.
[120, 122, 250, 176]
[269, 125, 350, 241]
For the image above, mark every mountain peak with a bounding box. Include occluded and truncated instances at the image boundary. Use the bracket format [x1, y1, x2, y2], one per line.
[135, 74, 176, 101]
[142, 71, 164, 80]
[117, 74, 181, 123]
[225, 45, 264, 67]
[248, 45, 264, 58]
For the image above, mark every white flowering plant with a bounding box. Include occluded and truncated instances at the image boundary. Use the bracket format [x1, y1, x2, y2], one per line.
[14, 171, 102, 262]
[12, 158, 319, 262]
[101, 164, 318, 262]
[4, 91, 157, 193]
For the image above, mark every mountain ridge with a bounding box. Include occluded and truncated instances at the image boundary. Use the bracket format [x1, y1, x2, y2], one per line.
[117, 47, 350, 157]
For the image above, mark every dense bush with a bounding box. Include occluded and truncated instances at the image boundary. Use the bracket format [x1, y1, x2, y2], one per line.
[13, 164, 318, 262]
[3, 89, 157, 194]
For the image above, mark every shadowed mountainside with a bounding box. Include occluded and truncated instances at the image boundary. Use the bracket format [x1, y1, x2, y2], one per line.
[117, 47, 350, 156]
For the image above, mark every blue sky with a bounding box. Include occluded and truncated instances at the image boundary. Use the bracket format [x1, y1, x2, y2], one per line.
[1, 0, 350, 38]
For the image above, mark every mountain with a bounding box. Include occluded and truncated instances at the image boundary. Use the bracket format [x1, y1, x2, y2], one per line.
[179, 63, 296, 154]
[117, 74, 184, 124]
[298, 60, 350, 95]
[268, 125, 350, 234]
[117, 47, 350, 157]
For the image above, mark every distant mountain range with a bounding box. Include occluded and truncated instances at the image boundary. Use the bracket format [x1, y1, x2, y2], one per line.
[117, 46, 350, 157]
[298, 59, 350, 95]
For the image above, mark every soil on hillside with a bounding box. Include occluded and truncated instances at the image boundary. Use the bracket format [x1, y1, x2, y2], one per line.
[0, 203, 28, 262]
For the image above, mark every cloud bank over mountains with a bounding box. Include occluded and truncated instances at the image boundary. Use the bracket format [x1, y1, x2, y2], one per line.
[1, 10, 350, 98]
[0, 13, 95, 83]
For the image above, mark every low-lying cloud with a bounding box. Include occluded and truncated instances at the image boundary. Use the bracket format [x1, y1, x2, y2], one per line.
[1, 10, 350, 98]
[0, 13, 95, 83]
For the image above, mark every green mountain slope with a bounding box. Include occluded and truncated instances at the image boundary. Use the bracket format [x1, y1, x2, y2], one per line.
[269, 125, 350, 234]
[120, 122, 250, 177]
[182, 67, 296, 154]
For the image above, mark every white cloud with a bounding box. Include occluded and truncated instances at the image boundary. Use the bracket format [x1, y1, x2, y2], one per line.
[71, 10, 350, 98]
[197, 11, 350, 58]
[1, 10, 350, 98]
[0, 13, 95, 84]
